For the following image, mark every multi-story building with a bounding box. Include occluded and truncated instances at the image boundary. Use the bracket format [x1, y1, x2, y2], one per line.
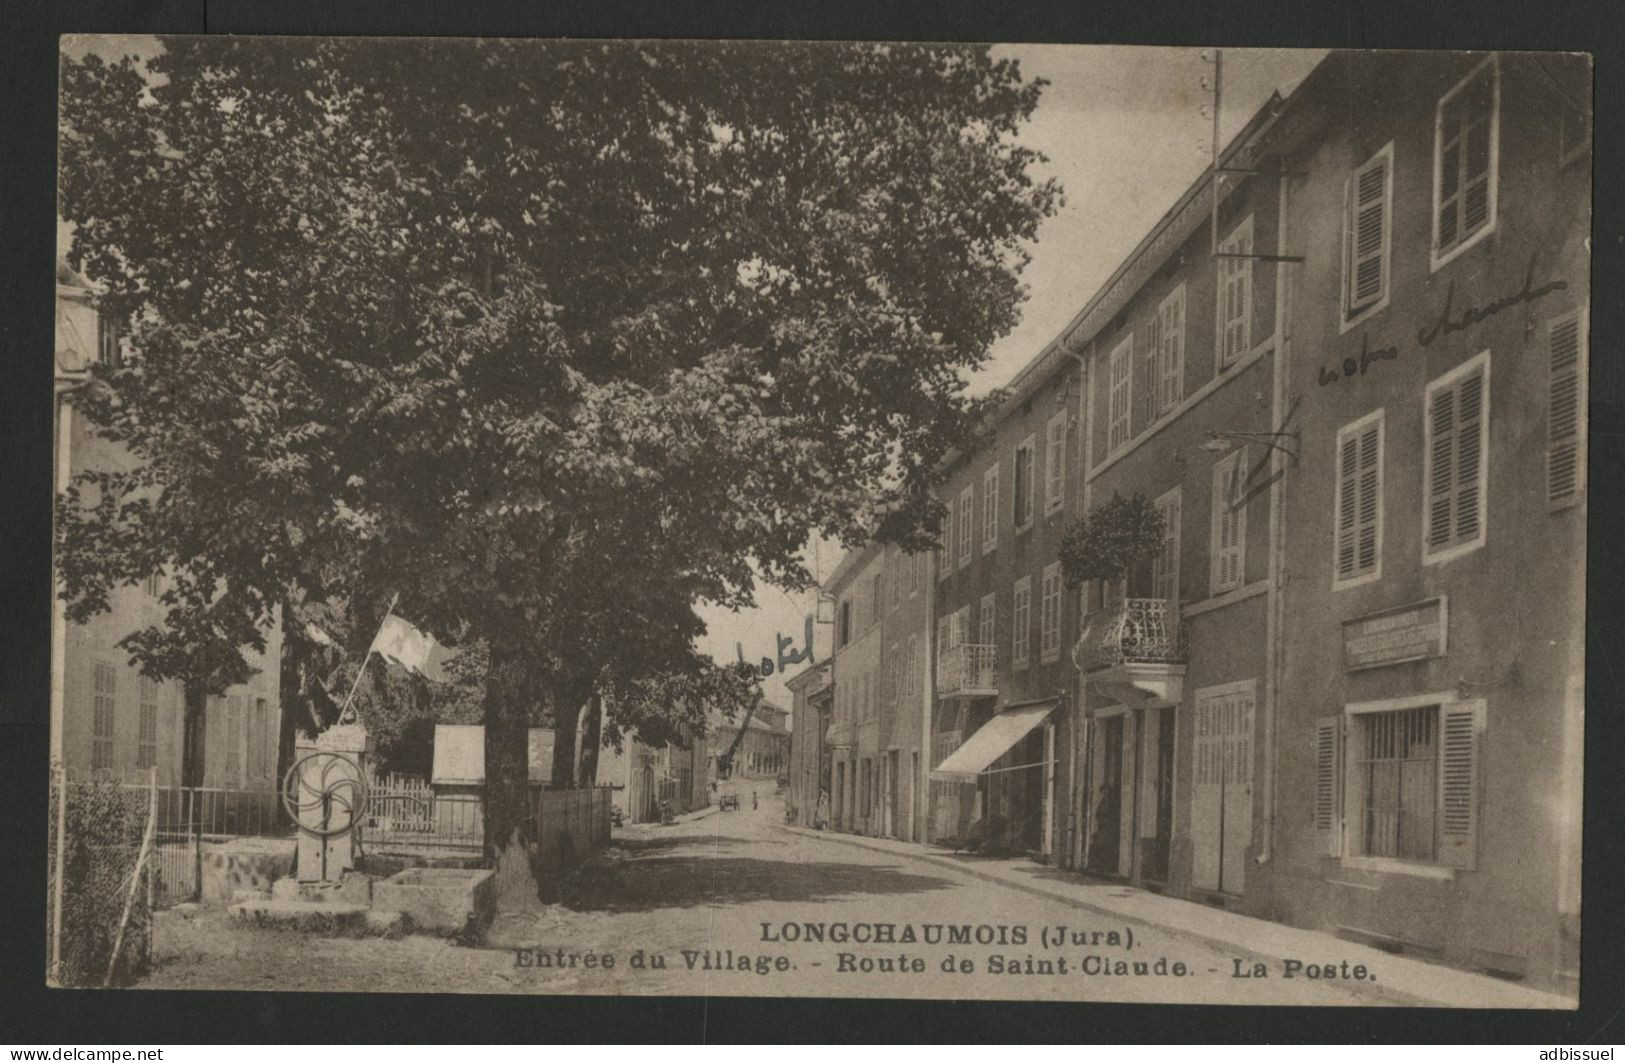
[1257, 50, 1588, 990]
[875, 543, 933, 842]
[823, 545, 885, 834]
[915, 49, 1587, 992]
[53, 260, 284, 792]
[785, 659, 833, 826]
[708, 697, 790, 780]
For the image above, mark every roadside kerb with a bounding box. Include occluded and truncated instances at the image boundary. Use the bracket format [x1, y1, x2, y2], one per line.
[777, 823, 1570, 1010]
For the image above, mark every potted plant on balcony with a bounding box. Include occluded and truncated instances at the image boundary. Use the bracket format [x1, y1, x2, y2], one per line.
[1058, 492, 1164, 587]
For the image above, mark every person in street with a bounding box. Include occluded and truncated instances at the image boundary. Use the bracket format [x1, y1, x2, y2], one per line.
[815, 788, 830, 830]
[752, 790, 759, 810]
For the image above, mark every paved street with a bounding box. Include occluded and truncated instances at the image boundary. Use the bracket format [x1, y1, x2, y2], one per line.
[144, 789, 1381, 1003]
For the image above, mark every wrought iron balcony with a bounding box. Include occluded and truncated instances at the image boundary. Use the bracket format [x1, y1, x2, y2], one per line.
[1076, 598, 1187, 673]
[936, 643, 998, 698]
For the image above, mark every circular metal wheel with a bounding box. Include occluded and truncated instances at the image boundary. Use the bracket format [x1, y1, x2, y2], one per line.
[281, 750, 370, 839]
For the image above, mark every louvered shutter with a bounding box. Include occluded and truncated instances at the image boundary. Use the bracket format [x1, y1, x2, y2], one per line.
[1427, 385, 1457, 549]
[1219, 222, 1253, 366]
[1337, 418, 1383, 580]
[1438, 699, 1485, 869]
[1336, 433, 1360, 578]
[1161, 288, 1185, 410]
[1314, 715, 1345, 856]
[1455, 370, 1484, 543]
[1214, 451, 1246, 592]
[1548, 311, 1586, 509]
[1349, 154, 1389, 313]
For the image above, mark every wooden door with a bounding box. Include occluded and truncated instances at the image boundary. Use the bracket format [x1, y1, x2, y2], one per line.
[1192, 683, 1256, 893]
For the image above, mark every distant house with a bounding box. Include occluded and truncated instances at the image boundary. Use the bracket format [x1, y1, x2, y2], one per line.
[596, 724, 710, 824]
[425, 724, 554, 837]
[52, 259, 283, 795]
[708, 697, 790, 781]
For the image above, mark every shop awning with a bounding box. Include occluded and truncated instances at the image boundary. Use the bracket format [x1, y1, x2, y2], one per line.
[930, 698, 1058, 783]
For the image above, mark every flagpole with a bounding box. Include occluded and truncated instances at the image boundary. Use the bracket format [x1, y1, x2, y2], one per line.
[335, 592, 399, 725]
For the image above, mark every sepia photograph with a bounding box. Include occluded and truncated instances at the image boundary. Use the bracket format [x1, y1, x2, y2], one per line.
[46, 35, 1589, 1009]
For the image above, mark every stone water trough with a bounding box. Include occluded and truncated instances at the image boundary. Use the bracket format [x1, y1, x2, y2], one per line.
[370, 867, 496, 936]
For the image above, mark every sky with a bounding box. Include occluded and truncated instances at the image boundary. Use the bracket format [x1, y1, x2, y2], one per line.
[695, 45, 1326, 711]
[57, 37, 1326, 716]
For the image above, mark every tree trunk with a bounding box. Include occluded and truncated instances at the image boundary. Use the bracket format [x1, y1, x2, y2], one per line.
[576, 694, 602, 789]
[549, 690, 585, 792]
[180, 684, 208, 789]
[482, 642, 542, 912]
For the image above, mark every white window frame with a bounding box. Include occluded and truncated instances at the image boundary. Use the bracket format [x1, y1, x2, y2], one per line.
[1209, 448, 1248, 596]
[1340, 142, 1394, 333]
[982, 462, 1000, 553]
[979, 591, 996, 649]
[1014, 435, 1037, 532]
[1156, 284, 1186, 413]
[1012, 576, 1032, 670]
[1215, 215, 1254, 371]
[1430, 54, 1501, 272]
[1421, 350, 1491, 566]
[957, 485, 975, 570]
[1340, 691, 1485, 876]
[1039, 561, 1063, 663]
[92, 660, 116, 772]
[1044, 411, 1067, 515]
[1107, 337, 1133, 454]
[1332, 408, 1385, 590]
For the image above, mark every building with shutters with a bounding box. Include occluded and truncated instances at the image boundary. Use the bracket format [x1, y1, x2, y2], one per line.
[824, 545, 887, 834]
[911, 49, 1586, 992]
[785, 659, 833, 827]
[52, 260, 285, 792]
[1254, 51, 1588, 991]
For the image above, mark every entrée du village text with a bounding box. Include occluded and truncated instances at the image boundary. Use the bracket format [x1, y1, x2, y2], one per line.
[512, 921, 1380, 982]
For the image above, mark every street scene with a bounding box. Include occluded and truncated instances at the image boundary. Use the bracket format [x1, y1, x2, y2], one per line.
[47, 37, 1587, 1009]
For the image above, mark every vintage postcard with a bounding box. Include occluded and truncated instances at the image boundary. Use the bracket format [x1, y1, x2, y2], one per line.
[48, 36, 1587, 1007]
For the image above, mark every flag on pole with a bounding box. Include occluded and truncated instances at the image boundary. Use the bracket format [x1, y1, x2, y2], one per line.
[369, 614, 439, 677]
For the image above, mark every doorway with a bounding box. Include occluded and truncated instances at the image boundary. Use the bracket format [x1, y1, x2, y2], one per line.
[1190, 681, 1256, 894]
[1087, 714, 1125, 874]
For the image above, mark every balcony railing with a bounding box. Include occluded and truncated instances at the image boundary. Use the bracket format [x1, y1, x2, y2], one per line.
[937, 643, 998, 698]
[1077, 598, 1186, 672]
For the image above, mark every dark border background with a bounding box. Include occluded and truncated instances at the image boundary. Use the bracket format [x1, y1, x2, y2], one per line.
[3, 0, 1621, 1044]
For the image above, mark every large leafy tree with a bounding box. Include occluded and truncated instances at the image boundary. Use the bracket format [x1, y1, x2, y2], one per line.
[57, 36, 1059, 906]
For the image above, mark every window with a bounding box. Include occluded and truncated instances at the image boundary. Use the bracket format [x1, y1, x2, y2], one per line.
[1432, 56, 1499, 268]
[137, 677, 159, 770]
[1356, 706, 1437, 862]
[1423, 352, 1490, 562]
[1040, 562, 1063, 663]
[142, 572, 161, 597]
[1044, 412, 1067, 514]
[255, 697, 271, 777]
[952, 605, 970, 651]
[1343, 144, 1393, 325]
[92, 663, 116, 771]
[1012, 576, 1032, 669]
[96, 314, 123, 368]
[226, 695, 243, 785]
[912, 550, 923, 595]
[883, 646, 898, 708]
[871, 572, 883, 626]
[979, 592, 996, 649]
[1552, 54, 1591, 166]
[1210, 449, 1248, 595]
[982, 463, 1000, 552]
[1320, 697, 1484, 869]
[958, 485, 975, 569]
[1334, 410, 1384, 586]
[1216, 217, 1254, 369]
[838, 600, 852, 647]
[1152, 487, 1182, 602]
[1156, 285, 1186, 413]
[938, 505, 953, 581]
[1013, 436, 1036, 529]
[891, 551, 902, 609]
[1107, 337, 1133, 452]
[908, 634, 919, 697]
[937, 616, 952, 659]
[1547, 310, 1587, 510]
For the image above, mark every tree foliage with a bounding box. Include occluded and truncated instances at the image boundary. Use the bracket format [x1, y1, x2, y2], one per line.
[1058, 493, 1165, 586]
[56, 37, 1060, 898]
